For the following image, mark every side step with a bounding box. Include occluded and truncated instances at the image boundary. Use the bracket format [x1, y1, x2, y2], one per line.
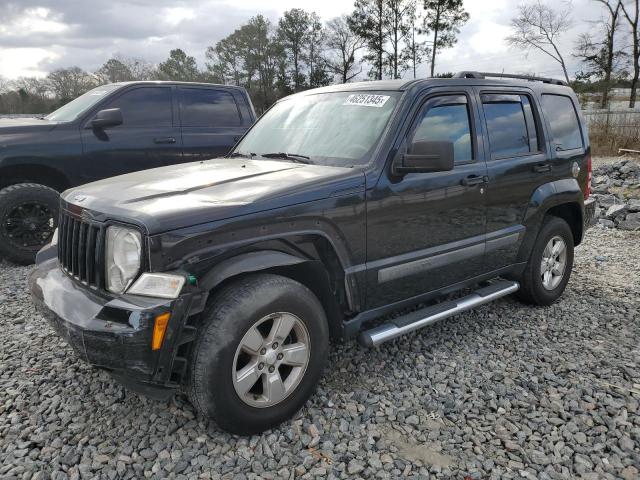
[358, 280, 519, 347]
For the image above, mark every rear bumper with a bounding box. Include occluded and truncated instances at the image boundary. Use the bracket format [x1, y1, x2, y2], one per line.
[584, 197, 597, 229]
[28, 257, 203, 400]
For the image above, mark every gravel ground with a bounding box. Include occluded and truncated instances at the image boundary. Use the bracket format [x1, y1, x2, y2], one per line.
[1, 226, 639, 479]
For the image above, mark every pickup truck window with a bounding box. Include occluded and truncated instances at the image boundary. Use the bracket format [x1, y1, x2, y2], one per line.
[233, 91, 400, 167]
[482, 96, 531, 158]
[540, 94, 583, 151]
[45, 84, 120, 122]
[412, 101, 472, 163]
[104, 87, 172, 127]
[179, 88, 242, 127]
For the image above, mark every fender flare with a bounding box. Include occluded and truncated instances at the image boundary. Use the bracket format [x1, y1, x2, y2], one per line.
[518, 179, 584, 263]
[198, 250, 306, 291]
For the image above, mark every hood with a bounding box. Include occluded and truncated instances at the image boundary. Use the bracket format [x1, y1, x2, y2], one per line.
[0, 117, 57, 133]
[62, 158, 365, 234]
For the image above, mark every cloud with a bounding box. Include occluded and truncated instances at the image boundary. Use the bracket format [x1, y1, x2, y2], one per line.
[0, 0, 612, 80]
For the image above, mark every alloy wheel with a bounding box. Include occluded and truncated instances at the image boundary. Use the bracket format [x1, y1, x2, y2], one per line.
[232, 312, 311, 408]
[540, 235, 567, 291]
[2, 202, 54, 248]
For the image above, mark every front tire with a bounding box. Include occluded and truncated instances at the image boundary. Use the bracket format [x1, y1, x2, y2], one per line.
[517, 216, 574, 306]
[187, 274, 329, 435]
[0, 183, 59, 265]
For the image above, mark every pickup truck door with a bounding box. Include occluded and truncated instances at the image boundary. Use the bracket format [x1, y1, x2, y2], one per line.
[474, 88, 551, 272]
[80, 85, 183, 183]
[178, 87, 249, 161]
[365, 88, 489, 309]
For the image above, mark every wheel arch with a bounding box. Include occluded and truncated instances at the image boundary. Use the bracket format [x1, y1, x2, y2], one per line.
[0, 163, 71, 191]
[197, 249, 347, 340]
[518, 180, 585, 263]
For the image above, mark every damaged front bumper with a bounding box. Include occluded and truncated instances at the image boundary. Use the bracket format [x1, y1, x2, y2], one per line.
[28, 257, 205, 401]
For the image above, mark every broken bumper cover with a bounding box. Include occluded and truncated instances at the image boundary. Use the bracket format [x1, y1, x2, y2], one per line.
[28, 258, 201, 401]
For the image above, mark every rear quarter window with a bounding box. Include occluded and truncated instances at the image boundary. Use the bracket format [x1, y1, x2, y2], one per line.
[540, 94, 583, 151]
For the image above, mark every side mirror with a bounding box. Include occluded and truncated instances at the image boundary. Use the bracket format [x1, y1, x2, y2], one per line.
[394, 140, 455, 175]
[91, 108, 123, 129]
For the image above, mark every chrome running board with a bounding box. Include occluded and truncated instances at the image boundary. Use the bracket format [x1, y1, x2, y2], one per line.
[358, 280, 520, 347]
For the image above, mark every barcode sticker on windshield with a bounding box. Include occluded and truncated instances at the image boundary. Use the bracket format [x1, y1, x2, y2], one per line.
[344, 94, 390, 108]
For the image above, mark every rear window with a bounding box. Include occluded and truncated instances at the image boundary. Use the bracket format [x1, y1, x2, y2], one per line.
[482, 97, 529, 157]
[180, 88, 241, 127]
[541, 94, 583, 151]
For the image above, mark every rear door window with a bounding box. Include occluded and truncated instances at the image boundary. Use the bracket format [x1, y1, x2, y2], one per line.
[103, 87, 173, 127]
[481, 93, 541, 158]
[540, 94, 583, 151]
[412, 96, 473, 163]
[179, 88, 242, 127]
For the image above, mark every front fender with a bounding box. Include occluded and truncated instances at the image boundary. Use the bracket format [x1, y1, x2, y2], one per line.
[198, 250, 306, 291]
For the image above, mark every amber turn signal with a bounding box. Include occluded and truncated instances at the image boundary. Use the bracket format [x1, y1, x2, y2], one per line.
[152, 313, 171, 350]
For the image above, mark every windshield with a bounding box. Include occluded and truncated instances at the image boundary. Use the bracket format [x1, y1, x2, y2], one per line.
[45, 84, 121, 122]
[233, 91, 401, 167]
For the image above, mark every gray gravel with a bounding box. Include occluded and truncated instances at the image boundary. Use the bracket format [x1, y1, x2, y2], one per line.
[1, 225, 639, 479]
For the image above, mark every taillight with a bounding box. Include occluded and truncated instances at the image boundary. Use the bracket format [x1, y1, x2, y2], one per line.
[585, 155, 592, 200]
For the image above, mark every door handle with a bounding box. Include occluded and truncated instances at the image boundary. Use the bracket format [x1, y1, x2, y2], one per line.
[154, 137, 176, 144]
[460, 175, 486, 186]
[533, 163, 551, 173]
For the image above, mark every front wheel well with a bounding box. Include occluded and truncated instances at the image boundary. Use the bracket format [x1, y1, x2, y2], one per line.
[0, 164, 70, 192]
[207, 262, 345, 341]
[546, 203, 583, 246]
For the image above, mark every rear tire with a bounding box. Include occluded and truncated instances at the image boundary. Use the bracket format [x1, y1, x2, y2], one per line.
[187, 274, 329, 435]
[516, 216, 574, 306]
[0, 183, 59, 265]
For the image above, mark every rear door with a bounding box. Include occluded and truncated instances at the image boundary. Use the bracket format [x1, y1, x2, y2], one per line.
[475, 88, 550, 272]
[178, 87, 248, 161]
[80, 85, 183, 182]
[365, 88, 489, 308]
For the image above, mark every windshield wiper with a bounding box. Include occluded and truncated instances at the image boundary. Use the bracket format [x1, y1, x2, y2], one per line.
[228, 151, 256, 159]
[260, 152, 312, 164]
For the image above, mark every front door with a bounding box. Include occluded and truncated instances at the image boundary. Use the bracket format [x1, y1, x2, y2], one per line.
[365, 89, 488, 309]
[80, 86, 183, 183]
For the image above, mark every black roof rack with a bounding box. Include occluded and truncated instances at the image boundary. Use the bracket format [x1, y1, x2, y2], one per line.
[454, 71, 568, 86]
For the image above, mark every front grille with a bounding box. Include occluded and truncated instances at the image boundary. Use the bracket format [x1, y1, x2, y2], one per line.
[58, 212, 103, 288]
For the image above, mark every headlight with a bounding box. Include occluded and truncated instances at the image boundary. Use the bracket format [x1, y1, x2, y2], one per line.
[105, 226, 141, 294]
[127, 273, 186, 299]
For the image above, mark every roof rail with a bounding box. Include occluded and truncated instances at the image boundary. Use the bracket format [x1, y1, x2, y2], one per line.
[454, 71, 568, 86]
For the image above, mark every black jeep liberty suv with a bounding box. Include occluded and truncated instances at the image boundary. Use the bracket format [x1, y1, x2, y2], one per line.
[30, 72, 597, 435]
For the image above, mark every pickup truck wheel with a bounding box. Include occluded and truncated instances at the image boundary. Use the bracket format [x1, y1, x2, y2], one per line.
[187, 274, 329, 435]
[517, 216, 574, 306]
[0, 183, 59, 265]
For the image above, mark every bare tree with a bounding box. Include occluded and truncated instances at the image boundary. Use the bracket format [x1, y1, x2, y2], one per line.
[507, 1, 572, 84]
[326, 15, 365, 83]
[574, 1, 624, 107]
[597, 0, 623, 107]
[620, 0, 640, 107]
[47, 67, 97, 101]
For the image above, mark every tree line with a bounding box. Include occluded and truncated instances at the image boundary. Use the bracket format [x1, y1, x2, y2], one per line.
[507, 0, 640, 108]
[1, 0, 639, 115]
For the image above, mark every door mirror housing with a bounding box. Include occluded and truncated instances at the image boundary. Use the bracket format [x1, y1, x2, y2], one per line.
[394, 140, 455, 175]
[91, 108, 123, 129]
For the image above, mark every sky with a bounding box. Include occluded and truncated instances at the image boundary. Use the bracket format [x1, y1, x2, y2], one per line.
[0, 0, 614, 82]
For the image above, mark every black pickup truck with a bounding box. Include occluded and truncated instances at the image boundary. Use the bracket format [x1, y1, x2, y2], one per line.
[30, 72, 596, 434]
[0, 81, 255, 264]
